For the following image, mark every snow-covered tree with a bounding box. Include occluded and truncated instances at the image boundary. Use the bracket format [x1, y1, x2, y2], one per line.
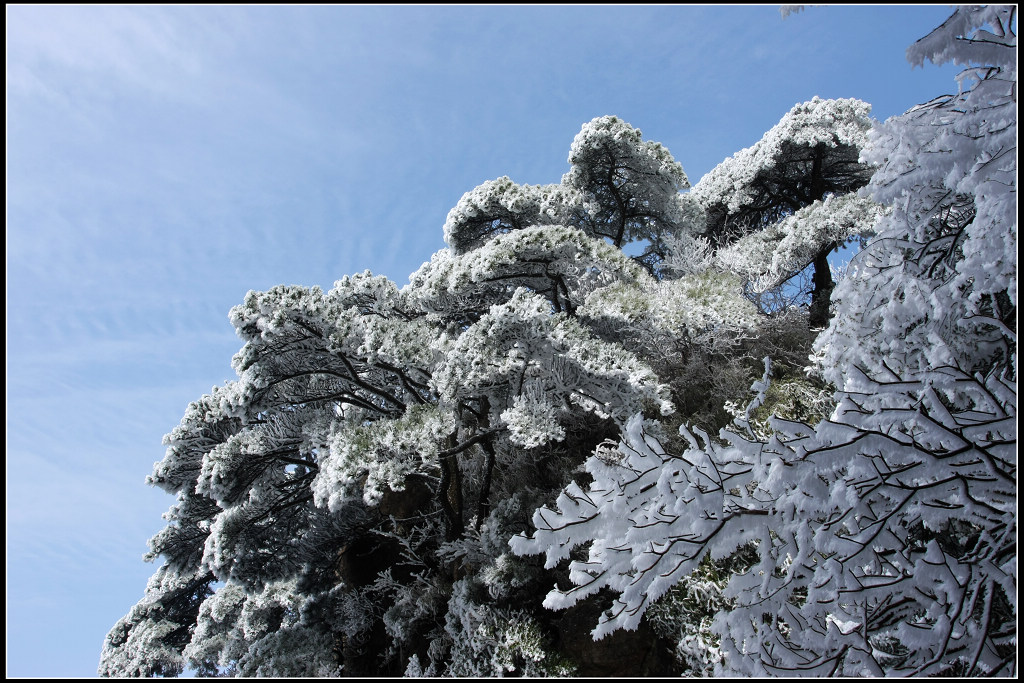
[693, 96, 879, 326]
[445, 116, 699, 276]
[513, 5, 1016, 676]
[562, 115, 696, 273]
[101, 7, 1014, 677]
[815, 6, 1017, 385]
[512, 367, 1016, 675]
[443, 177, 594, 255]
[101, 196, 681, 675]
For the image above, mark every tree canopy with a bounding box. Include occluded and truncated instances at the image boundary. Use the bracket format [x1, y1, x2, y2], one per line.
[692, 96, 879, 327]
[101, 6, 1016, 677]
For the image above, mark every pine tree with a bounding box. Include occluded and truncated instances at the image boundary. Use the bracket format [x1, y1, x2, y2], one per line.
[513, 6, 1016, 676]
[100, 8, 1015, 677]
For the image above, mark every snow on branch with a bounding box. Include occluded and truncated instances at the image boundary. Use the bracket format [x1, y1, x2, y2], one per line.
[513, 366, 1016, 675]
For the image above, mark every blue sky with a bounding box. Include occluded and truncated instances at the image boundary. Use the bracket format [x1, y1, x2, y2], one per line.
[7, 5, 965, 676]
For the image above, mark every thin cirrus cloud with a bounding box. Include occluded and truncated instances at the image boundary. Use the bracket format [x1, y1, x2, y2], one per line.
[7, 5, 206, 98]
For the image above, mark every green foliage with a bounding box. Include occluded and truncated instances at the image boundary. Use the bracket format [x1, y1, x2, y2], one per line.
[726, 361, 835, 442]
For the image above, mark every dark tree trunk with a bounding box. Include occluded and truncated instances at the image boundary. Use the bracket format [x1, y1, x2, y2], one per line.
[807, 149, 835, 329]
[475, 440, 496, 532]
[809, 244, 836, 328]
[439, 434, 464, 541]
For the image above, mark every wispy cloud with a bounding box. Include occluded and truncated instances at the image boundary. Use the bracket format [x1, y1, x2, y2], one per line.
[8, 5, 207, 99]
